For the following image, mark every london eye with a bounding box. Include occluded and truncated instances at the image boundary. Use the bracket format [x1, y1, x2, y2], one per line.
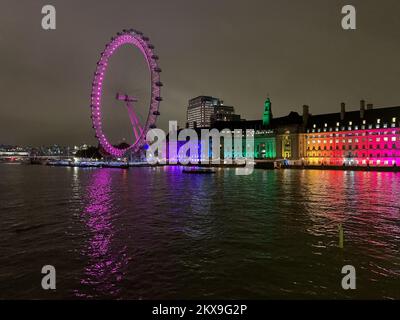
[90, 29, 162, 158]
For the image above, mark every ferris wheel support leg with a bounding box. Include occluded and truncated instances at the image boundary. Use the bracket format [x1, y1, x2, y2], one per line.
[133, 111, 144, 135]
[127, 102, 144, 134]
[125, 105, 140, 140]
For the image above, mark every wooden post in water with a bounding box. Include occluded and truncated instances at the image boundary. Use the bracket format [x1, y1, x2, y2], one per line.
[338, 224, 344, 248]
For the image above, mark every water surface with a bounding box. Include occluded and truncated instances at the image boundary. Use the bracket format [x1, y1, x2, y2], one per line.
[0, 165, 399, 299]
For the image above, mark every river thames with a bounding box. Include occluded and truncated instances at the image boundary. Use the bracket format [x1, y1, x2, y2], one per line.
[0, 164, 399, 299]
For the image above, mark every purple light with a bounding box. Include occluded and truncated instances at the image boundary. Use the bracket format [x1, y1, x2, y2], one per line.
[89, 30, 162, 158]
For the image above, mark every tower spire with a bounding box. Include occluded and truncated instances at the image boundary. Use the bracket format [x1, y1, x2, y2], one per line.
[263, 96, 272, 126]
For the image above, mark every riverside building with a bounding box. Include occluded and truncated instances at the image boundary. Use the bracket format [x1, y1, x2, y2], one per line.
[213, 98, 400, 168]
[303, 100, 400, 167]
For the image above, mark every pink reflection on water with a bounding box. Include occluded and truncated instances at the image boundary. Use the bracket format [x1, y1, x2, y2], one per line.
[75, 169, 128, 298]
[301, 170, 400, 279]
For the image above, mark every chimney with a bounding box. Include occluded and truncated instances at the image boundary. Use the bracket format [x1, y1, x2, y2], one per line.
[302, 105, 309, 127]
[367, 103, 373, 110]
[340, 102, 346, 121]
[360, 100, 365, 119]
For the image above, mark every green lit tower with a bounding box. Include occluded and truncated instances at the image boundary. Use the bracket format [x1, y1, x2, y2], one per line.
[263, 97, 272, 126]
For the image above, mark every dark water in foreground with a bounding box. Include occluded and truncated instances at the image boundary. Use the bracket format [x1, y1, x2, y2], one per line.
[0, 164, 399, 299]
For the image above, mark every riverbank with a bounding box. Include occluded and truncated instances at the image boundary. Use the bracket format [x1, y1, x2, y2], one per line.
[5, 158, 399, 172]
[285, 164, 400, 172]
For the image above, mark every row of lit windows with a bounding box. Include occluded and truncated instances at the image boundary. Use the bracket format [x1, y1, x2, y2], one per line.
[309, 124, 398, 133]
[306, 130, 400, 139]
[308, 143, 397, 150]
[308, 118, 398, 133]
[308, 137, 397, 144]
[307, 152, 398, 158]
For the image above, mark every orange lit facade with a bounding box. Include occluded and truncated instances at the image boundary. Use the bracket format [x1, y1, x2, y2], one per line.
[302, 103, 400, 167]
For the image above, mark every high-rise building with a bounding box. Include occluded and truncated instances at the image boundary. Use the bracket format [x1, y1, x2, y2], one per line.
[186, 96, 240, 128]
[186, 96, 221, 129]
[211, 105, 241, 124]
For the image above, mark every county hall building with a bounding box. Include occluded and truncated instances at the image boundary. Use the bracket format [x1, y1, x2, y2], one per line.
[213, 98, 400, 168]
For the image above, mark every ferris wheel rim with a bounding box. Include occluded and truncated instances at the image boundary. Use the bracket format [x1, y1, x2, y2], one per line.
[90, 29, 162, 158]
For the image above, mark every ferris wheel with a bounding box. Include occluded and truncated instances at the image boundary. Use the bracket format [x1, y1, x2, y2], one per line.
[90, 29, 162, 158]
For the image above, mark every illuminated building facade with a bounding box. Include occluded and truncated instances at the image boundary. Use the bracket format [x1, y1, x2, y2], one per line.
[186, 96, 241, 129]
[255, 131, 276, 159]
[170, 97, 400, 168]
[214, 98, 400, 168]
[187, 96, 221, 129]
[303, 101, 400, 167]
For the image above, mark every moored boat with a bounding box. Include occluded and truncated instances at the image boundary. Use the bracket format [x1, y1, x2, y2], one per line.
[182, 168, 216, 174]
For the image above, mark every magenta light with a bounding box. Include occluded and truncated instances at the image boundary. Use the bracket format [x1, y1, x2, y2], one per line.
[306, 126, 400, 167]
[89, 29, 162, 158]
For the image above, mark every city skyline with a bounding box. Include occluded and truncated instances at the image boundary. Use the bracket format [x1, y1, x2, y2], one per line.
[2, 0, 400, 146]
[1, 1, 400, 303]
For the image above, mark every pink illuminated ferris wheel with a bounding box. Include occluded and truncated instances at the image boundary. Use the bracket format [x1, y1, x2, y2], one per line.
[90, 29, 162, 158]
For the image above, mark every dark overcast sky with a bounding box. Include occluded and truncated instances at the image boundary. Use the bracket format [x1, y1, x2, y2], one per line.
[1, 0, 400, 146]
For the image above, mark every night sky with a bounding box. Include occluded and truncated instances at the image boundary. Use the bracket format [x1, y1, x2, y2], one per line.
[1, 0, 400, 146]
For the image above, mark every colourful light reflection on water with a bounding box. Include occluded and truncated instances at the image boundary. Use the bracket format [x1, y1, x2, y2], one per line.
[75, 169, 128, 298]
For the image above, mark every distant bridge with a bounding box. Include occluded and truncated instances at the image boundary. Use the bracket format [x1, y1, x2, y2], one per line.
[0, 154, 73, 163]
